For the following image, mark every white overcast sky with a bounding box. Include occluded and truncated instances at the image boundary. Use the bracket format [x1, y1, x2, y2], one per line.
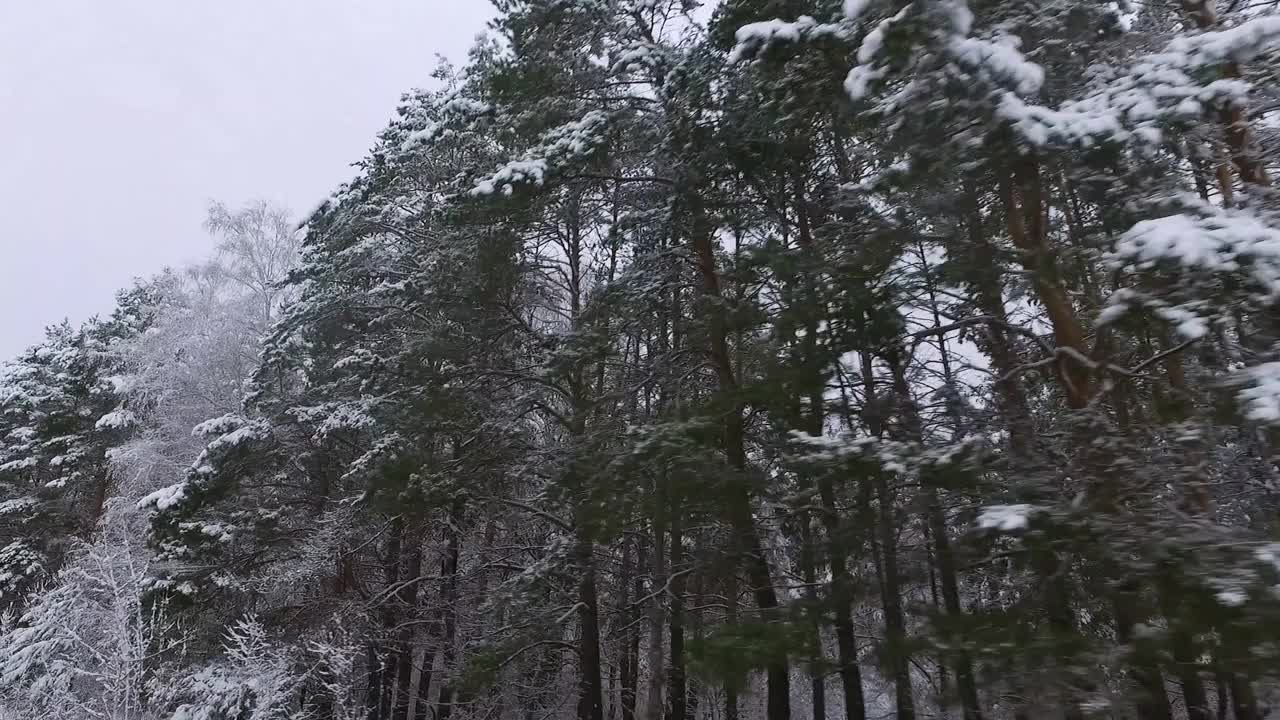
[0, 1, 493, 358]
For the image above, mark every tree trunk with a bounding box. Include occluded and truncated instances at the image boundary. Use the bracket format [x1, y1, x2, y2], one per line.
[1179, 0, 1272, 191]
[963, 189, 1033, 458]
[1170, 628, 1211, 719]
[860, 350, 914, 720]
[366, 645, 385, 720]
[645, 509, 668, 720]
[391, 546, 424, 720]
[621, 540, 641, 720]
[413, 641, 436, 720]
[1215, 669, 1230, 720]
[667, 508, 687, 720]
[1002, 160, 1091, 409]
[380, 520, 404, 720]
[436, 501, 464, 720]
[1113, 586, 1174, 720]
[791, 177, 867, 720]
[876, 470, 915, 720]
[577, 534, 606, 720]
[887, 335, 983, 720]
[801, 519, 826, 720]
[1230, 671, 1260, 720]
[821, 483, 867, 720]
[927, 500, 983, 720]
[690, 203, 791, 720]
[726, 570, 740, 720]
[1001, 164, 1091, 720]
[793, 182, 828, 720]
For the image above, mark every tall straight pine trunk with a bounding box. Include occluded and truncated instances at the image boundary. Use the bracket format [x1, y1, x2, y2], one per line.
[689, 199, 791, 720]
[794, 175, 867, 720]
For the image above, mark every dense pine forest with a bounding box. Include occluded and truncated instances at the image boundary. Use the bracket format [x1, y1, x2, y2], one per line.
[2, 0, 1280, 718]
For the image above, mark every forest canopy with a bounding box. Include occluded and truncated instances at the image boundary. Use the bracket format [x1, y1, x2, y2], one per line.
[2, 1, 1280, 719]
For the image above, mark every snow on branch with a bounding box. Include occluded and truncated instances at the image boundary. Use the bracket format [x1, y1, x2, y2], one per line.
[844, 7, 910, 100]
[845, 0, 1040, 103]
[191, 413, 249, 437]
[137, 481, 187, 512]
[94, 408, 137, 431]
[611, 40, 677, 75]
[1237, 362, 1280, 423]
[1114, 203, 1280, 299]
[976, 504, 1040, 532]
[1167, 15, 1280, 66]
[1000, 15, 1280, 147]
[729, 16, 850, 63]
[0, 541, 44, 598]
[787, 430, 980, 475]
[949, 35, 1044, 96]
[400, 94, 494, 153]
[1100, 202, 1280, 344]
[1108, 200, 1280, 425]
[470, 111, 610, 197]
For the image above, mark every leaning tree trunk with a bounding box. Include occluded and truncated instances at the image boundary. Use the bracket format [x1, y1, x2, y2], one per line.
[962, 187, 1034, 459]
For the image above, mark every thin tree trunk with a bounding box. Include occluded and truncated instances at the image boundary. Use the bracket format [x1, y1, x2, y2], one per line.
[876, 469, 915, 720]
[621, 540, 640, 720]
[793, 176, 865, 720]
[961, 189, 1044, 718]
[1159, 489, 1211, 709]
[688, 570, 704, 720]
[726, 571, 740, 720]
[927, 501, 983, 720]
[923, 529, 949, 719]
[1182, 0, 1272, 192]
[1216, 669, 1230, 720]
[366, 645, 385, 720]
[391, 546, 424, 720]
[645, 507, 668, 720]
[822, 493, 866, 720]
[801, 519, 825, 720]
[1153, 342, 1214, 720]
[860, 350, 914, 720]
[381, 520, 404, 720]
[667, 507, 687, 720]
[888, 282, 985, 720]
[435, 501, 464, 720]
[1001, 164, 1091, 720]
